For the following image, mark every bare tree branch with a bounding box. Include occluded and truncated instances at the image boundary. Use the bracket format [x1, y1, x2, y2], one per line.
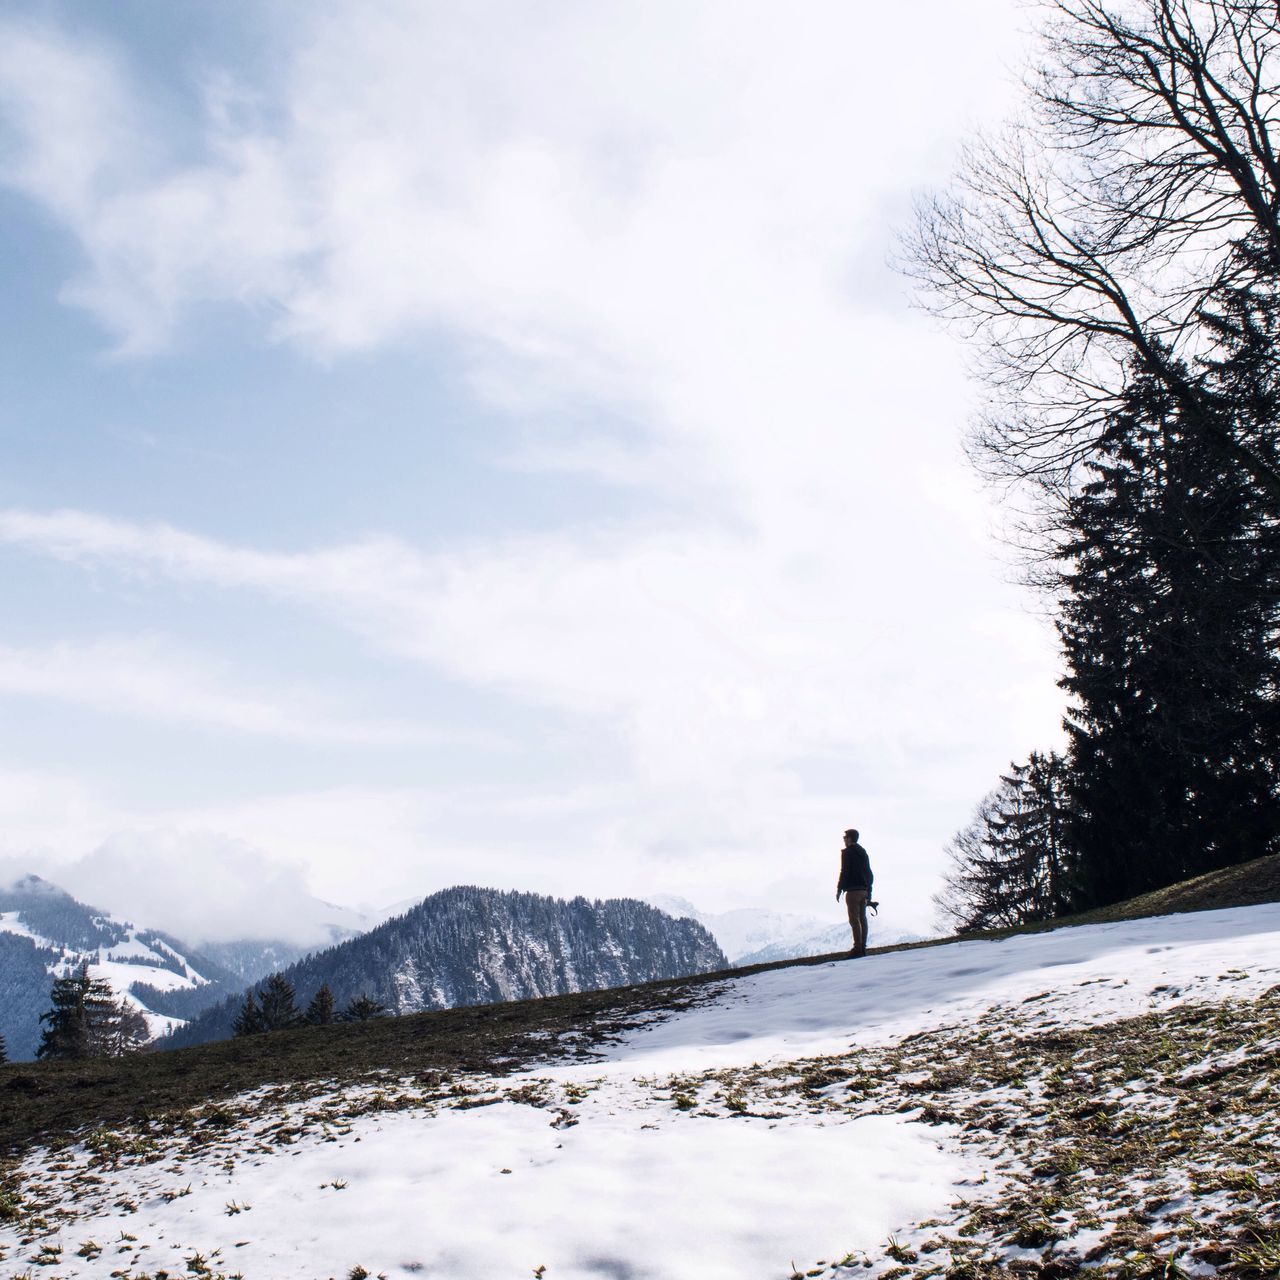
[903, 0, 1280, 513]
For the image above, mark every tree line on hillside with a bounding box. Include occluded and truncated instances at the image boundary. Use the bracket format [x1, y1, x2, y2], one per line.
[21, 965, 391, 1064]
[911, 0, 1280, 930]
[232, 974, 388, 1034]
[20, 890, 725, 1060]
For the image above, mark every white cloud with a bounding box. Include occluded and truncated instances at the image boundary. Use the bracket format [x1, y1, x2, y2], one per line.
[61, 830, 361, 947]
[0, 633, 468, 746]
[0, 506, 1060, 787]
[0, 4, 1060, 924]
[0, 778, 370, 947]
[0, 768, 109, 867]
[0, 503, 1061, 932]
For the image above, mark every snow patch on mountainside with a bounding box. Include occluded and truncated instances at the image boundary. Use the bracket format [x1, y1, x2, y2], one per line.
[0, 910, 59, 950]
[0, 876, 242, 1057]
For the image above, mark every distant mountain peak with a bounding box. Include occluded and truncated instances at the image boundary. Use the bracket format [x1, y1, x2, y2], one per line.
[2, 872, 69, 900]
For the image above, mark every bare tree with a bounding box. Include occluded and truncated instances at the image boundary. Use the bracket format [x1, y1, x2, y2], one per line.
[905, 0, 1280, 507]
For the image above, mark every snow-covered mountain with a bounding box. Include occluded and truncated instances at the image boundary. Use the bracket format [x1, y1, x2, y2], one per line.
[0, 875, 245, 1060]
[646, 894, 923, 964]
[167, 886, 727, 1047]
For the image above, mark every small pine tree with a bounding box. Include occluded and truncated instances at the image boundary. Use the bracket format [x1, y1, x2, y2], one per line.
[84, 973, 122, 1047]
[305, 984, 336, 1026]
[934, 750, 1072, 933]
[38, 967, 90, 1060]
[0, 1032, 7, 1064]
[341, 993, 388, 1022]
[257, 973, 302, 1032]
[37, 963, 146, 1059]
[95, 1000, 150, 1057]
[38, 964, 105, 1060]
[232, 990, 264, 1036]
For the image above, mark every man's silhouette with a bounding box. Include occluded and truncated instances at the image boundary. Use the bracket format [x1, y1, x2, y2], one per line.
[836, 828, 873, 957]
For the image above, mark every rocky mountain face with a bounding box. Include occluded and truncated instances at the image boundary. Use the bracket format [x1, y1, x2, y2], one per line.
[166, 886, 728, 1048]
[0, 875, 243, 1060]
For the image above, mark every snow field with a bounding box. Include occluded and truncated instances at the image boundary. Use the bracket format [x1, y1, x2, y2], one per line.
[17, 1106, 976, 1280]
[597, 902, 1280, 1074]
[6, 902, 1280, 1280]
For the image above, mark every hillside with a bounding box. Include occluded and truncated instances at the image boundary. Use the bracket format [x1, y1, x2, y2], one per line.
[2, 855, 1275, 1151]
[2, 858, 1279, 1279]
[166, 886, 727, 1047]
[0, 876, 245, 1060]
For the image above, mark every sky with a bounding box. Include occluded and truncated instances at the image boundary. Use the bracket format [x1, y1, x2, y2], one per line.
[0, 0, 1063, 944]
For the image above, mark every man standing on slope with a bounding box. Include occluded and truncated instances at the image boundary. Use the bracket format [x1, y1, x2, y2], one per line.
[836, 828, 874, 957]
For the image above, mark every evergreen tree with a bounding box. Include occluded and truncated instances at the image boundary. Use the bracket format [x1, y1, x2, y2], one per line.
[1057, 334, 1280, 907]
[0, 1032, 7, 1064]
[96, 1000, 150, 1057]
[232, 990, 264, 1037]
[305, 984, 336, 1026]
[256, 973, 302, 1032]
[341, 993, 388, 1022]
[936, 751, 1070, 931]
[36, 964, 148, 1060]
[38, 965, 101, 1060]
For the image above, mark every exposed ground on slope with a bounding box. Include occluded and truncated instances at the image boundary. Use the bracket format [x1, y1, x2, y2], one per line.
[0, 978, 725, 1156]
[3, 853, 1277, 1158]
[995, 853, 1280, 933]
[4, 986, 1278, 1279]
[774, 985, 1280, 1280]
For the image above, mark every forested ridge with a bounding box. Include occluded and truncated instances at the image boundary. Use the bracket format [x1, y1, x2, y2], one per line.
[164, 886, 727, 1048]
[912, 0, 1280, 928]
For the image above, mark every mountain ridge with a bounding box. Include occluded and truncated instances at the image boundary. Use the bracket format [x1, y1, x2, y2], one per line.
[166, 884, 727, 1048]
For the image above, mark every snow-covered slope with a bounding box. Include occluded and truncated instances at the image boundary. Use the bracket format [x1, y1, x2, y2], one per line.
[647, 893, 922, 963]
[0, 875, 242, 1058]
[7, 901, 1280, 1278]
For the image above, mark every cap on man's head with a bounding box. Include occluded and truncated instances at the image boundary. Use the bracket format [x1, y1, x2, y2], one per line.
[845, 828, 859, 841]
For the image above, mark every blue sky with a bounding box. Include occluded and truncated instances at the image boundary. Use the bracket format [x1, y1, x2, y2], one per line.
[0, 1, 1061, 943]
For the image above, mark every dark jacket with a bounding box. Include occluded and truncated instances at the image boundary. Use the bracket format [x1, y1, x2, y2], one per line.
[838, 842, 873, 894]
